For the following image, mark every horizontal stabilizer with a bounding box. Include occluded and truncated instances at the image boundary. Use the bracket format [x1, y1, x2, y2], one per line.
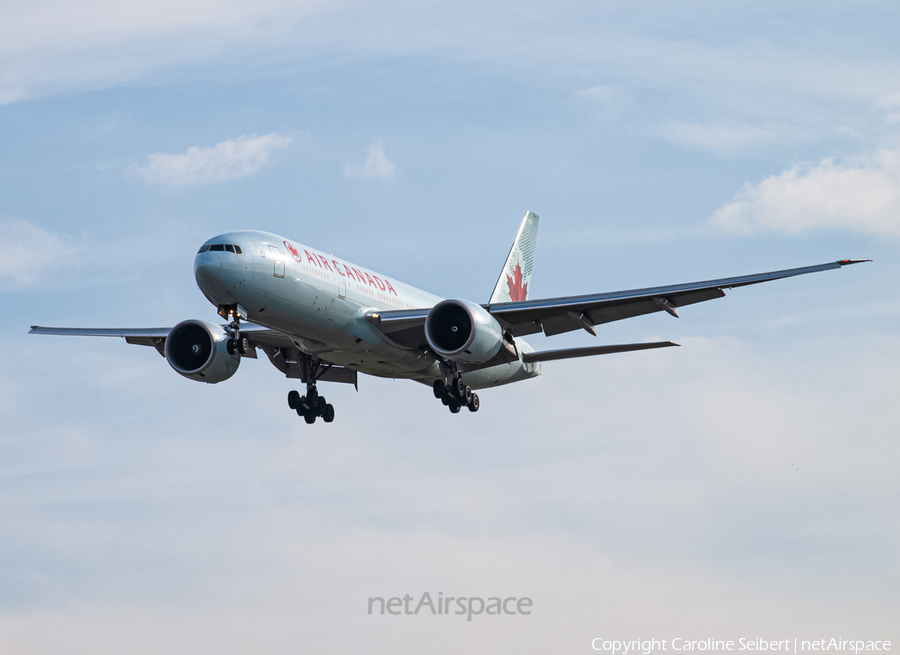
[523, 341, 679, 363]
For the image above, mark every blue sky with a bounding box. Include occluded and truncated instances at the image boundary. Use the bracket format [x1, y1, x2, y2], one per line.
[2, 1, 898, 652]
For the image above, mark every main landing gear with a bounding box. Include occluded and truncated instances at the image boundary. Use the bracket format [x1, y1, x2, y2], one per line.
[433, 377, 479, 414]
[288, 387, 335, 424]
[286, 355, 335, 424]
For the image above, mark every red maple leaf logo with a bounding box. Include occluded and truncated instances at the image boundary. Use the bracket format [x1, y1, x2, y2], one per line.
[284, 241, 302, 262]
[506, 262, 528, 302]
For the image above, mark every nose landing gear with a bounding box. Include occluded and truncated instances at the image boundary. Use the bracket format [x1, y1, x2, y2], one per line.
[220, 304, 250, 356]
[433, 377, 479, 413]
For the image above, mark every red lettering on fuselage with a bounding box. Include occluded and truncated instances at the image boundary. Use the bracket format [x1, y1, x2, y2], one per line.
[316, 255, 334, 273]
[286, 245, 398, 297]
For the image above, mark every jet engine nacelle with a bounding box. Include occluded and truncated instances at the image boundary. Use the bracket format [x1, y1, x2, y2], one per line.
[424, 299, 504, 364]
[165, 319, 240, 383]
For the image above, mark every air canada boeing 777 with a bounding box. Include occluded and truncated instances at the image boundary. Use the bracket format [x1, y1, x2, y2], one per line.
[31, 212, 868, 423]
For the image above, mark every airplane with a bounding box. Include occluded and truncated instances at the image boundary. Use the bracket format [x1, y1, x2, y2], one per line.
[30, 212, 868, 424]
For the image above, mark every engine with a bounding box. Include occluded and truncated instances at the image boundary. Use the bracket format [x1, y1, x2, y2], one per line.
[164, 320, 240, 383]
[424, 299, 504, 364]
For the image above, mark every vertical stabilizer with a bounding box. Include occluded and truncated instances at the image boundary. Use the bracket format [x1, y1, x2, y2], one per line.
[489, 211, 539, 304]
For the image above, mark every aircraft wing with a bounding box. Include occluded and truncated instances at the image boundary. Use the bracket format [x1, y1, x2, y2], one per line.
[28, 326, 172, 338]
[29, 323, 297, 354]
[486, 258, 869, 337]
[29, 323, 358, 385]
[370, 259, 870, 343]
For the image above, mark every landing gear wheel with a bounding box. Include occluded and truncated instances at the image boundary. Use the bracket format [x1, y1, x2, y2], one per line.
[448, 401, 461, 414]
[226, 338, 237, 355]
[468, 393, 480, 412]
[433, 380, 445, 399]
[287, 354, 340, 423]
[323, 404, 335, 423]
[441, 394, 450, 406]
[453, 377, 465, 399]
[238, 336, 251, 355]
[463, 385, 473, 404]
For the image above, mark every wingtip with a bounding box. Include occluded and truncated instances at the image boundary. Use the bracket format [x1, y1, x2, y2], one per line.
[838, 258, 873, 266]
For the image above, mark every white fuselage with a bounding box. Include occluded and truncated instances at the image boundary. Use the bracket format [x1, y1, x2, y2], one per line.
[194, 231, 540, 389]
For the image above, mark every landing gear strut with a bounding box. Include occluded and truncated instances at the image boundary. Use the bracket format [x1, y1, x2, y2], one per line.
[286, 355, 335, 424]
[433, 376, 479, 414]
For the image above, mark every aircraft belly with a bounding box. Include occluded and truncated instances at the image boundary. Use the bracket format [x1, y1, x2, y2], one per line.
[312, 350, 439, 380]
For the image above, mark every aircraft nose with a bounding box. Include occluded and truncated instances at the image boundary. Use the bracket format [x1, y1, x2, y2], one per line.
[194, 252, 221, 286]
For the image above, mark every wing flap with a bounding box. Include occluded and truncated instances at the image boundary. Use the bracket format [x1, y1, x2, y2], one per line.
[587, 288, 727, 325]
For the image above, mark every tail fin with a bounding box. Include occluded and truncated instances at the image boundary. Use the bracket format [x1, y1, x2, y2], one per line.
[489, 211, 539, 304]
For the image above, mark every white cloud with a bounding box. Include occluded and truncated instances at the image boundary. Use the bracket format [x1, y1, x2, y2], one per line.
[658, 121, 780, 156]
[130, 133, 292, 186]
[0, 218, 69, 289]
[709, 148, 900, 236]
[344, 143, 396, 180]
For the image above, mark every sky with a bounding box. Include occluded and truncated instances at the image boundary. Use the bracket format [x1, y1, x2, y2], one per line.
[1, 1, 899, 653]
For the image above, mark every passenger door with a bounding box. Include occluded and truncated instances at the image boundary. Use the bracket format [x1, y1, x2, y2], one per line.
[268, 245, 285, 278]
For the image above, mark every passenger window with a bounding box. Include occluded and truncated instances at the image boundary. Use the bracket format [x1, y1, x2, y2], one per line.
[198, 245, 210, 253]
[210, 244, 225, 251]
[225, 244, 235, 253]
[234, 245, 243, 254]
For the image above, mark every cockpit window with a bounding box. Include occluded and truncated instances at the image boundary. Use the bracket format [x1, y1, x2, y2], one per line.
[198, 243, 243, 254]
